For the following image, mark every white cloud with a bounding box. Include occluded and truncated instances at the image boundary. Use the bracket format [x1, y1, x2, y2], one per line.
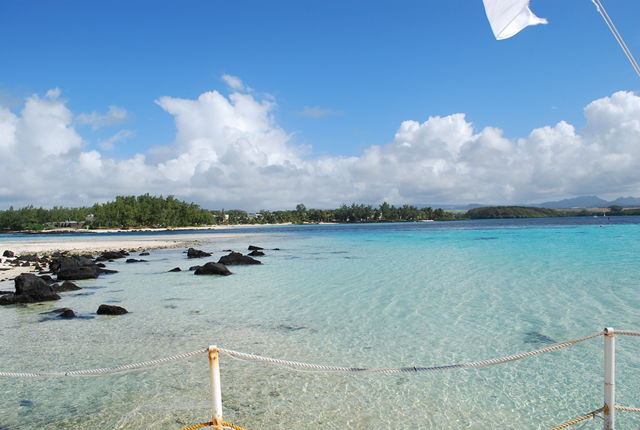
[1, 86, 640, 209]
[296, 106, 344, 118]
[77, 105, 129, 130]
[222, 74, 249, 92]
[99, 129, 135, 150]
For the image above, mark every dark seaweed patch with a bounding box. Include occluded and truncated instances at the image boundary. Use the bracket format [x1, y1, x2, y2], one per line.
[523, 331, 556, 345]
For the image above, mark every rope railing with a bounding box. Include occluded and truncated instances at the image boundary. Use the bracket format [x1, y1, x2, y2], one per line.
[0, 347, 207, 378]
[217, 331, 604, 374]
[1, 329, 639, 430]
[550, 407, 604, 430]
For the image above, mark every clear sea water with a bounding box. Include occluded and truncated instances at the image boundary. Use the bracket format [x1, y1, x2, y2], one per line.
[1, 218, 639, 429]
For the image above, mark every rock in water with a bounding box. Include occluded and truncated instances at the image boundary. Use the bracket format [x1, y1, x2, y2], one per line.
[125, 258, 147, 263]
[218, 251, 261, 265]
[187, 248, 212, 258]
[50, 256, 99, 280]
[248, 250, 265, 257]
[248, 245, 264, 251]
[0, 273, 60, 305]
[168, 267, 182, 272]
[60, 309, 76, 319]
[194, 262, 232, 276]
[53, 281, 82, 292]
[97, 304, 128, 315]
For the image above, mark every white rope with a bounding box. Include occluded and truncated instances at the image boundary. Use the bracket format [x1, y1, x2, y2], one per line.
[218, 331, 604, 374]
[591, 0, 640, 78]
[616, 330, 640, 337]
[0, 329, 629, 378]
[0, 348, 207, 378]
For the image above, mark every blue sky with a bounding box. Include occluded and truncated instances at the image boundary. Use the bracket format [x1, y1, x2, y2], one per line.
[1, 1, 640, 209]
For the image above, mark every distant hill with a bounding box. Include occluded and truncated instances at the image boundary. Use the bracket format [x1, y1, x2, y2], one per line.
[609, 196, 640, 207]
[534, 196, 609, 209]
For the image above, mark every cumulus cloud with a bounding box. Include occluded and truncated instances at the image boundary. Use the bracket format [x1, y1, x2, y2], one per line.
[77, 105, 129, 129]
[296, 106, 344, 118]
[1, 85, 640, 210]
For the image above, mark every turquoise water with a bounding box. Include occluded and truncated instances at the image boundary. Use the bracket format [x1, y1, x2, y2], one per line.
[1, 218, 640, 429]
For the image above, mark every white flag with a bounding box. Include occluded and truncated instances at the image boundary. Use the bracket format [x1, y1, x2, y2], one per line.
[482, 0, 548, 40]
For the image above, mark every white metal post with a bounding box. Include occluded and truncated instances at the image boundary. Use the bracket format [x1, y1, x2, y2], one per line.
[603, 328, 616, 430]
[209, 345, 224, 430]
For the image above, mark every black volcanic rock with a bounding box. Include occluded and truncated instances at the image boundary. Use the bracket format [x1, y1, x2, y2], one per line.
[187, 248, 212, 258]
[125, 258, 147, 263]
[218, 251, 261, 265]
[60, 309, 76, 318]
[0, 273, 60, 305]
[95, 251, 127, 262]
[97, 304, 128, 315]
[53, 281, 82, 292]
[194, 262, 232, 276]
[50, 256, 99, 280]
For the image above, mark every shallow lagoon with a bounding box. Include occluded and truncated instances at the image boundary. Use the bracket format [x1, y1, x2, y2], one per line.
[1, 218, 640, 429]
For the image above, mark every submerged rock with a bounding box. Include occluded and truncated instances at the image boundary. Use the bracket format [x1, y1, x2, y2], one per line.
[97, 304, 128, 315]
[168, 267, 182, 272]
[218, 251, 261, 265]
[59, 309, 76, 319]
[139, 251, 150, 256]
[194, 262, 232, 276]
[125, 258, 147, 263]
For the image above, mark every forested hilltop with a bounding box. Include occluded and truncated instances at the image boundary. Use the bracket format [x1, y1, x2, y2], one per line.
[0, 195, 453, 231]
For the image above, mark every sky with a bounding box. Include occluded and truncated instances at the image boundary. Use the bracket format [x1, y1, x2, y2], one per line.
[1, 0, 640, 211]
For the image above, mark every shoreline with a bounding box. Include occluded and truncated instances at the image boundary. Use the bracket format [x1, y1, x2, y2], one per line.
[0, 231, 259, 285]
[3, 222, 300, 235]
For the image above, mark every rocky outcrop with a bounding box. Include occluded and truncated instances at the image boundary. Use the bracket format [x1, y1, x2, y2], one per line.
[248, 245, 264, 251]
[248, 250, 265, 257]
[2, 250, 14, 258]
[218, 251, 262, 265]
[187, 248, 212, 258]
[194, 262, 232, 276]
[53, 281, 82, 292]
[95, 251, 128, 262]
[50, 256, 99, 280]
[0, 273, 61, 305]
[169, 267, 182, 272]
[50, 256, 117, 280]
[97, 304, 128, 315]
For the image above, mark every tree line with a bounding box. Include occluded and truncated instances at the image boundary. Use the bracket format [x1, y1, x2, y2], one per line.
[0, 194, 453, 231]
